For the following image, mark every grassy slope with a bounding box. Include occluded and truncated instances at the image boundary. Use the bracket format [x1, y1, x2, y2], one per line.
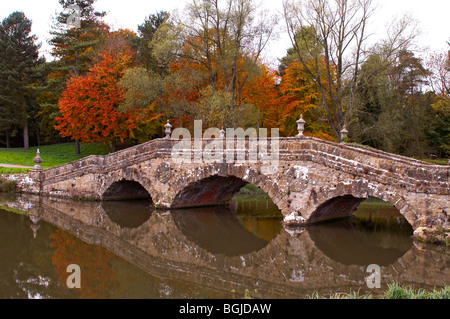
[0, 143, 110, 174]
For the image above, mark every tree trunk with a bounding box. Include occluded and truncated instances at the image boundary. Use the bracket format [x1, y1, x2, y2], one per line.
[257, 109, 261, 138]
[23, 122, 29, 150]
[75, 139, 81, 155]
[37, 125, 41, 147]
[6, 129, 10, 149]
[109, 141, 116, 153]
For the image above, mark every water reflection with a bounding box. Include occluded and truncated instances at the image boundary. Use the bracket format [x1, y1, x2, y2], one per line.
[0, 193, 448, 299]
[308, 200, 414, 266]
[308, 218, 413, 266]
[102, 199, 153, 229]
[171, 206, 271, 256]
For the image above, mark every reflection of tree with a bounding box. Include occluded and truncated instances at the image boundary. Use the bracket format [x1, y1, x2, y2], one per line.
[49, 229, 119, 299]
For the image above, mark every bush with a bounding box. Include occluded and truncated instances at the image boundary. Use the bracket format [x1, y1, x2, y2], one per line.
[0, 178, 16, 192]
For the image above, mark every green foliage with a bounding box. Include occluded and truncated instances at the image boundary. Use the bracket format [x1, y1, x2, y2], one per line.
[351, 50, 450, 158]
[0, 178, 16, 192]
[0, 11, 44, 149]
[136, 11, 170, 74]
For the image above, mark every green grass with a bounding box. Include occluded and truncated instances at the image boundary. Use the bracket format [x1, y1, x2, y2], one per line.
[0, 206, 27, 216]
[308, 290, 373, 299]
[308, 283, 450, 299]
[418, 158, 448, 166]
[383, 282, 450, 299]
[0, 167, 31, 174]
[233, 184, 270, 200]
[0, 143, 110, 170]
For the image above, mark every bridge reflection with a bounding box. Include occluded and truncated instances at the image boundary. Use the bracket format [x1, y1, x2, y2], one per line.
[1, 194, 448, 299]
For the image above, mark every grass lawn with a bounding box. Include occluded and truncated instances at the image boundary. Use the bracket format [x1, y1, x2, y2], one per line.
[0, 143, 110, 173]
[418, 158, 448, 166]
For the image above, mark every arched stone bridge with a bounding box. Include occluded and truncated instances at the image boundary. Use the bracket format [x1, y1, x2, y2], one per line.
[20, 136, 449, 235]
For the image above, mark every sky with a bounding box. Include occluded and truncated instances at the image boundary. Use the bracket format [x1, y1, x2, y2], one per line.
[0, 0, 449, 68]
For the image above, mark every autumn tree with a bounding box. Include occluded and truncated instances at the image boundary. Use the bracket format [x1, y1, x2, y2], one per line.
[55, 35, 146, 152]
[240, 65, 279, 134]
[277, 61, 334, 140]
[153, 0, 278, 128]
[283, 0, 418, 142]
[43, 0, 108, 153]
[120, 11, 170, 138]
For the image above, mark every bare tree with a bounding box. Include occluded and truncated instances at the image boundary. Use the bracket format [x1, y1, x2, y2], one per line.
[283, 0, 417, 142]
[426, 50, 450, 95]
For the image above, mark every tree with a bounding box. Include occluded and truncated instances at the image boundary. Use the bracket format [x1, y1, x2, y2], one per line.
[50, 0, 107, 76]
[55, 36, 141, 152]
[0, 12, 44, 149]
[351, 50, 437, 157]
[46, 0, 108, 154]
[137, 11, 170, 73]
[277, 61, 334, 140]
[283, 0, 418, 142]
[424, 44, 450, 157]
[135, 11, 170, 137]
[240, 65, 279, 135]
[153, 0, 278, 128]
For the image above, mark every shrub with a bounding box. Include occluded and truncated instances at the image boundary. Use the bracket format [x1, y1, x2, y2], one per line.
[0, 178, 16, 192]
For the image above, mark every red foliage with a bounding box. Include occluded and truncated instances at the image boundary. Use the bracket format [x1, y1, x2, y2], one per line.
[55, 43, 139, 146]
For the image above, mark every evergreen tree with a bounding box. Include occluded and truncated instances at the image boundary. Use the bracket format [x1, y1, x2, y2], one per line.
[43, 0, 108, 154]
[137, 11, 169, 74]
[0, 11, 44, 149]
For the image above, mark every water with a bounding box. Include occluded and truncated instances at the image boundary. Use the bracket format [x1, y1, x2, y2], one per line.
[0, 193, 448, 299]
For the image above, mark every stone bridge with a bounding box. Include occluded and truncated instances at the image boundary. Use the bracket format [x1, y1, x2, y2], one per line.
[12, 136, 450, 237]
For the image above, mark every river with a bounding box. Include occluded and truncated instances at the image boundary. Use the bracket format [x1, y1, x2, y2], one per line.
[0, 192, 448, 299]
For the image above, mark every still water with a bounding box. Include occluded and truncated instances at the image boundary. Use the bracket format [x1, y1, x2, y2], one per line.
[0, 193, 448, 299]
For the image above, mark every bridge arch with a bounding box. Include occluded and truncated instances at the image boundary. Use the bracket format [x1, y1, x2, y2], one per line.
[102, 180, 153, 201]
[100, 167, 156, 202]
[169, 164, 288, 212]
[305, 179, 416, 228]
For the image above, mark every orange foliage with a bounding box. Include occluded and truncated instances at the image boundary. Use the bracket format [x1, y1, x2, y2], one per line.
[55, 41, 150, 146]
[261, 61, 335, 141]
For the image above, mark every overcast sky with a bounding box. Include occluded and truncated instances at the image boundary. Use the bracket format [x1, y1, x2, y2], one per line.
[1, 0, 449, 67]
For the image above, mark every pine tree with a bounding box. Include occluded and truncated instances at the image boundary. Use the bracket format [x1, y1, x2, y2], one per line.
[45, 0, 108, 154]
[0, 11, 43, 149]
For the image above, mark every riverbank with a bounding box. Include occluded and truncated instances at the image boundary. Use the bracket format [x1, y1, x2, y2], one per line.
[0, 143, 109, 173]
[307, 282, 450, 299]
